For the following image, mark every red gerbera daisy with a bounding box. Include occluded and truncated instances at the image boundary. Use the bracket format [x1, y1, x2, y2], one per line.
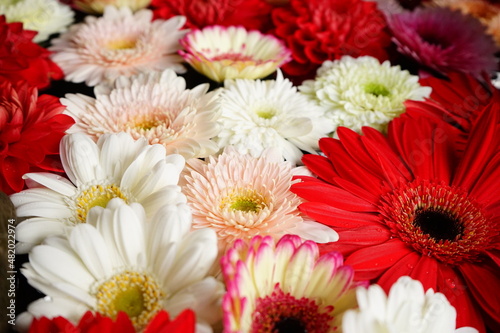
[150, 0, 273, 31]
[0, 16, 63, 90]
[270, 0, 391, 83]
[29, 309, 196, 333]
[0, 79, 74, 195]
[407, 71, 500, 152]
[291, 108, 500, 332]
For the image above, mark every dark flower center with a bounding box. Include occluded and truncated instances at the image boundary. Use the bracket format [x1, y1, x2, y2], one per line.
[413, 208, 463, 241]
[419, 32, 450, 48]
[274, 317, 307, 333]
[379, 179, 493, 264]
[251, 284, 332, 333]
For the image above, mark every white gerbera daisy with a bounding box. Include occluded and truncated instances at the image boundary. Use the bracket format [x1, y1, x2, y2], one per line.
[62, 69, 220, 160]
[182, 147, 338, 253]
[11, 132, 186, 254]
[49, 6, 187, 86]
[215, 70, 332, 165]
[17, 198, 223, 332]
[342, 276, 479, 333]
[299, 55, 432, 134]
[221, 235, 359, 333]
[0, 0, 74, 43]
[179, 25, 291, 82]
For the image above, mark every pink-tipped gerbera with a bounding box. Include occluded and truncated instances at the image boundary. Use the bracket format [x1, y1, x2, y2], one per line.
[151, 0, 273, 31]
[179, 25, 291, 83]
[0, 79, 74, 195]
[49, 6, 188, 86]
[291, 108, 500, 332]
[388, 7, 498, 77]
[270, 0, 391, 83]
[221, 234, 361, 332]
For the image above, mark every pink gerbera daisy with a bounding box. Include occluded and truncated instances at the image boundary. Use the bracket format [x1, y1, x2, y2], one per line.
[49, 6, 188, 86]
[388, 7, 498, 77]
[221, 234, 361, 333]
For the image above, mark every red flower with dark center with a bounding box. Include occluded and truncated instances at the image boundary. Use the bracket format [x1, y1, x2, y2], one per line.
[0, 79, 74, 195]
[150, 0, 273, 31]
[0, 16, 63, 90]
[270, 0, 391, 83]
[29, 309, 196, 333]
[291, 108, 500, 332]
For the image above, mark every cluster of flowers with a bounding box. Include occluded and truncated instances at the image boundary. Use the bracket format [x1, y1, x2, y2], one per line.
[1, 0, 499, 332]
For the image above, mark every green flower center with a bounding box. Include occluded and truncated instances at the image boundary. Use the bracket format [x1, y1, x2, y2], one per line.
[107, 39, 137, 50]
[95, 271, 164, 331]
[256, 107, 277, 119]
[364, 82, 391, 97]
[230, 199, 259, 212]
[220, 187, 268, 213]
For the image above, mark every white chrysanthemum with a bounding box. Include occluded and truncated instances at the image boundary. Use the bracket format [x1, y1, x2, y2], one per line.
[179, 25, 291, 82]
[11, 132, 186, 254]
[342, 276, 479, 333]
[0, 0, 74, 43]
[299, 56, 432, 134]
[49, 6, 187, 86]
[17, 198, 223, 333]
[215, 70, 332, 165]
[182, 147, 338, 253]
[62, 69, 220, 160]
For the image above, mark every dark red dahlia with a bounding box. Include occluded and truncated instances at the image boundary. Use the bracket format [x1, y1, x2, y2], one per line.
[0, 79, 74, 195]
[0, 16, 63, 90]
[291, 107, 500, 332]
[270, 0, 391, 83]
[151, 0, 273, 31]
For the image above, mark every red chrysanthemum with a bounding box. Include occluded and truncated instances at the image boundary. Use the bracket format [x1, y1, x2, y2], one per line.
[291, 108, 500, 332]
[407, 71, 500, 152]
[0, 16, 63, 90]
[0, 79, 74, 195]
[29, 309, 196, 333]
[270, 0, 391, 83]
[150, 0, 273, 31]
[388, 7, 498, 78]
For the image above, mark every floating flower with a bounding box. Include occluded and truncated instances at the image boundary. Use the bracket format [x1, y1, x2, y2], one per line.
[0, 0, 74, 43]
[215, 70, 331, 164]
[11, 132, 186, 253]
[299, 55, 432, 134]
[291, 108, 500, 331]
[182, 148, 338, 253]
[151, 0, 272, 31]
[49, 6, 187, 86]
[179, 25, 291, 83]
[18, 199, 222, 332]
[65, 0, 152, 14]
[0, 16, 63, 89]
[388, 7, 498, 77]
[270, 0, 391, 82]
[62, 69, 220, 160]
[221, 234, 360, 332]
[0, 79, 74, 195]
[342, 276, 479, 333]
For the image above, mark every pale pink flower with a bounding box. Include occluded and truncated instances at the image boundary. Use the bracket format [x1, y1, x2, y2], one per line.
[50, 6, 187, 86]
[182, 147, 338, 253]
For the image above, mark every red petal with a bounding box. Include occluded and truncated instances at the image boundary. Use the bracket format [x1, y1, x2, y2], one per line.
[298, 202, 380, 228]
[408, 255, 438, 291]
[376, 251, 421, 291]
[345, 239, 413, 281]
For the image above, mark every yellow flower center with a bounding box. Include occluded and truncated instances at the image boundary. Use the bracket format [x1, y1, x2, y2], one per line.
[221, 188, 268, 213]
[364, 82, 391, 97]
[107, 39, 137, 50]
[95, 271, 164, 331]
[256, 106, 277, 119]
[75, 184, 128, 223]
